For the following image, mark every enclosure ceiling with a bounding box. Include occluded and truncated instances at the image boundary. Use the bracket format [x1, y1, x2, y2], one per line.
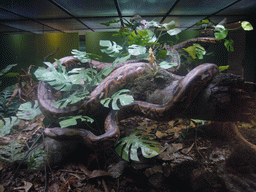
[0, 0, 255, 34]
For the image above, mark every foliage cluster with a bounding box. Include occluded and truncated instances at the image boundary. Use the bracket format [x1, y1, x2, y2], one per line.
[0, 17, 253, 164]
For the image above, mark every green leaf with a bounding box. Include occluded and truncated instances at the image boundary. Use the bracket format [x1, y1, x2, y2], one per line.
[59, 115, 94, 128]
[0, 64, 17, 76]
[0, 140, 24, 163]
[219, 65, 229, 72]
[224, 39, 234, 52]
[100, 40, 122, 57]
[183, 46, 196, 59]
[147, 20, 162, 28]
[214, 25, 228, 40]
[0, 116, 19, 137]
[167, 28, 182, 36]
[16, 100, 42, 120]
[71, 49, 102, 62]
[53, 91, 89, 109]
[115, 130, 161, 161]
[159, 61, 178, 69]
[68, 68, 98, 85]
[128, 44, 147, 56]
[193, 43, 206, 59]
[163, 21, 176, 30]
[4, 72, 19, 77]
[202, 19, 210, 24]
[114, 54, 131, 64]
[100, 19, 120, 26]
[241, 21, 253, 31]
[191, 119, 206, 125]
[100, 89, 134, 110]
[34, 61, 72, 91]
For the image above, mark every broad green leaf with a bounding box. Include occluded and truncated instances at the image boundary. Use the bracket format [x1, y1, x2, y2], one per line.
[101, 89, 134, 110]
[71, 49, 90, 63]
[163, 21, 176, 30]
[68, 68, 98, 84]
[159, 61, 178, 69]
[224, 39, 234, 52]
[100, 19, 120, 26]
[193, 44, 206, 59]
[0, 64, 17, 76]
[202, 19, 210, 24]
[0, 116, 19, 137]
[219, 65, 229, 72]
[128, 44, 146, 56]
[241, 21, 253, 31]
[147, 20, 162, 28]
[115, 130, 161, 161]
[16, 100, 42, 120]
[34, 61, 72, 91]
[53, 91, 89, 109]
[191, 119, 206, 125]
[100, 40, 122, 57]
[214, 25, 228, 39]
[59, 115, 94, 128]
[167, 28, 182, 36]
[183, 46, 196, 59]
[100, 98, 112, 108]
[114, 54, 131, 64]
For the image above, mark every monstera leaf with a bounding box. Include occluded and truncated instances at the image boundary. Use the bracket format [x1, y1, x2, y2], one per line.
[100, 40, 122, 57]
[115, 130, 161, 162]
[100, 89, 134, 110]
[16, 101, 42, 120]
[0, 116, 20, 137]
[34, 60, 72, 91]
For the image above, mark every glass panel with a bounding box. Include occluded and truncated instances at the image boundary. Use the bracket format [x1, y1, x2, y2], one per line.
[80, 18, 121, 30]
[0, 0, 70, 19]
[216, 0, 256, 15]
[119, 0, 177, 16]
[164, 16, 205, 29]
[41, 19, 88, 31]
[170, 0, 239, 15]
[1, 20, 56, 33]
[53, 0, 118, 17]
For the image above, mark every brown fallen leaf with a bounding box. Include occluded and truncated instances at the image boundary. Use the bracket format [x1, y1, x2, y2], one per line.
[89, 170, 112, 179]
[108, 160, 126, 178]
[13, 181, 33, 192]
[181, 143, 195, 154]
[155, 130, 168, 139]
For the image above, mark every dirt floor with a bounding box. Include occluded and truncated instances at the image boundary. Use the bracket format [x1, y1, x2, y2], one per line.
[1, 114, 256, 192]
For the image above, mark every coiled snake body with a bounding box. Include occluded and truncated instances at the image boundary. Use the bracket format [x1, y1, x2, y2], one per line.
[38, 56, 219, 150]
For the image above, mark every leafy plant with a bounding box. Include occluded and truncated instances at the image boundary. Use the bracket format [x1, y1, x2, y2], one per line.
[34, 60, 72, 91]
[183, 43, 206, 60]
[100, 40, 123, 58]
[100, 89, 134, 110]
[0, 84, 20, 117]
[0, 64, 18, 86]
[218, 65, 229, 72]
[16, 100, 42, 120]
[0, 116, 19, 137]
[0, 140, 24, 163]
[26, 148, 47, 170]
[59, 115, 94, 128]
[115, 130, 161, 162]
[71, 49, 102, 63]
[214, 21, 253, 51]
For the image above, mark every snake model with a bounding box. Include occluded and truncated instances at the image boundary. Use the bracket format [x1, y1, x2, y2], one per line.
[38, 54, 219, 150]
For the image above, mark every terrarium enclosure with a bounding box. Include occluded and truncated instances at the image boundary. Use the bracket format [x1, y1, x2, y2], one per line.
[0, 1, 256, 192]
